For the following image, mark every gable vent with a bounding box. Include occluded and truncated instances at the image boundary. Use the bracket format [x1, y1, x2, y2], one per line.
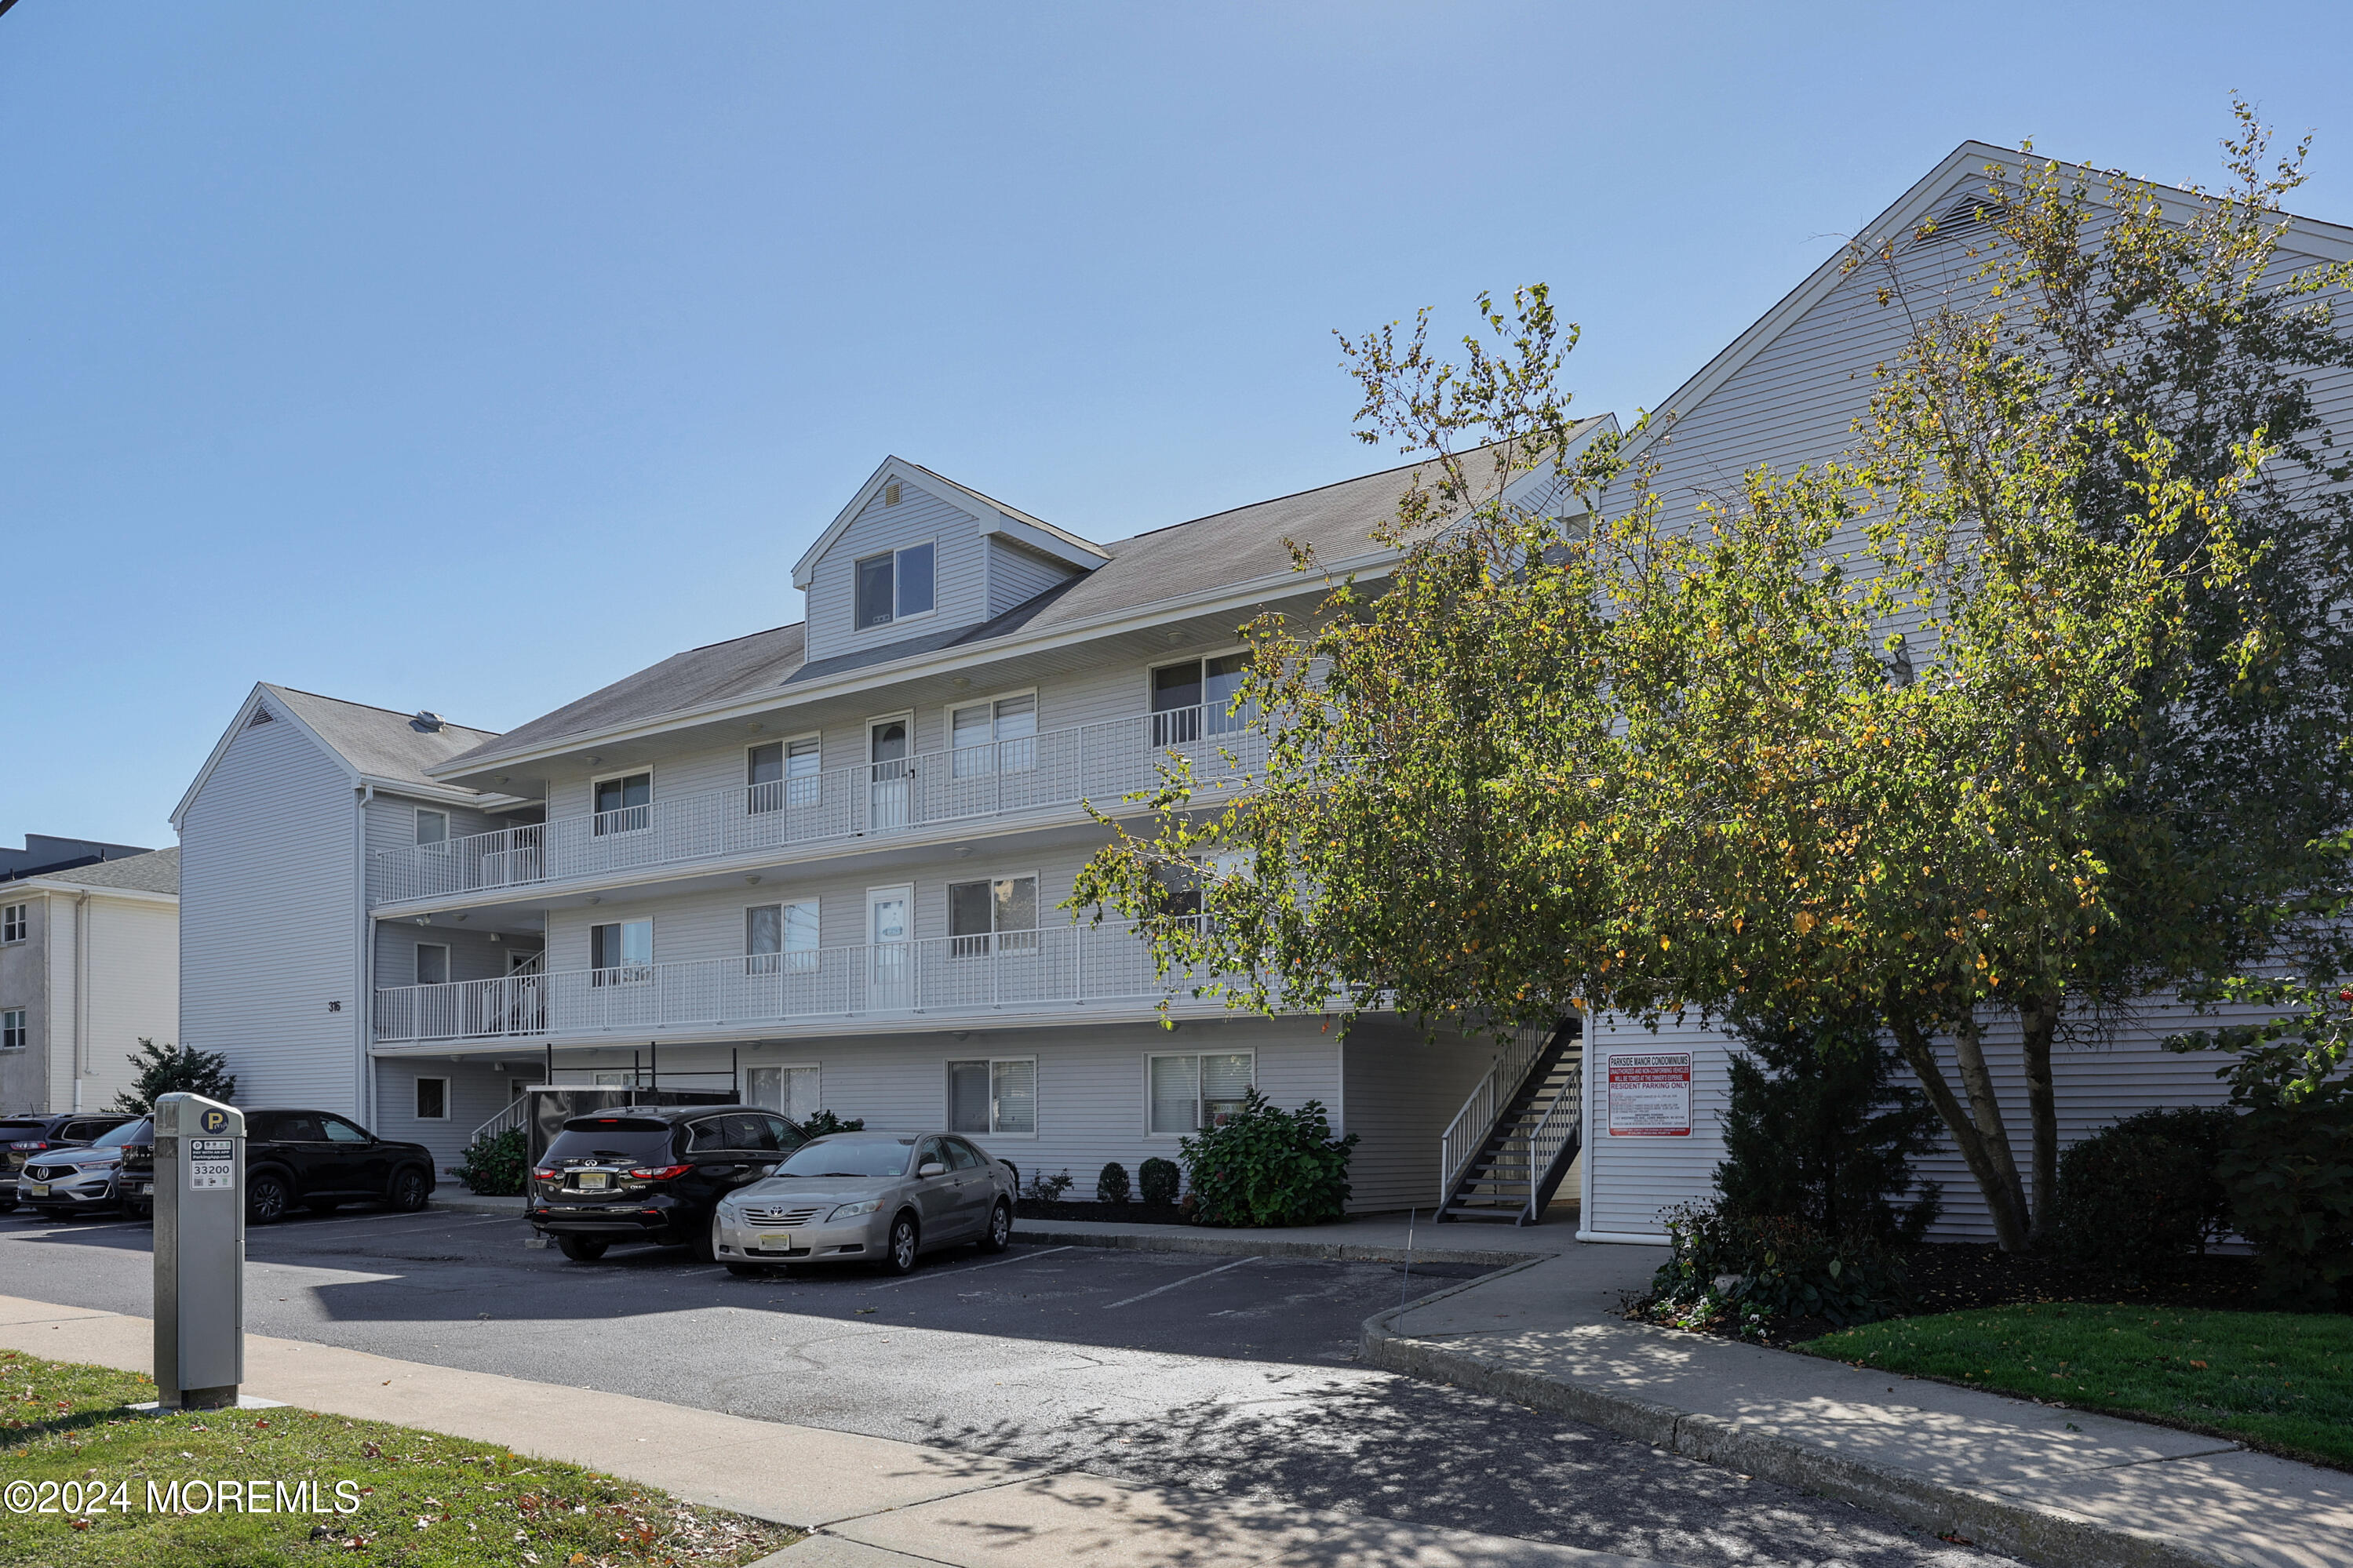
[883, 482, 902, 506]
[1909, 194, 1992, 250]
[410, 711, 446, 733]
[247, 706, 274, 727]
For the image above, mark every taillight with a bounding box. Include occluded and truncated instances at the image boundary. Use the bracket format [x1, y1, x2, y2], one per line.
[531, 1169, 557, 1181]
[628, 1163, 692, 1181]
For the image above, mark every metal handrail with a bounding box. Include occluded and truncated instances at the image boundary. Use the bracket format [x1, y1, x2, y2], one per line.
[468, 1094, 530, 1144]
[367, 703, 1268, 907]
[1436, 1024, 1550, 1200]
[1517, 1057, 1584, 1224]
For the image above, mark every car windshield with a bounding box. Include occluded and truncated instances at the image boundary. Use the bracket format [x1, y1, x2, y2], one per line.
[774, 1137, 914, 1179]
[91, 1121, 151, 1149]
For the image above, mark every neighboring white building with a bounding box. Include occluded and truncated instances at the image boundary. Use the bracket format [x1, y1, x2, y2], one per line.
[0, 847, 180, 1116]
[1575, 143, 2353, 1245]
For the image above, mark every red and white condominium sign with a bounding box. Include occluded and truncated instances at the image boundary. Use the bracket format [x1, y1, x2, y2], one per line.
[1605, 1052, 1692, 1137]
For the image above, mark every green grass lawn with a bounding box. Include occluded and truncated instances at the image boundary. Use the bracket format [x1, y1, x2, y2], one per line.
[1803, 1303, 2353, 1469]
[0, 1350, 795, 1567]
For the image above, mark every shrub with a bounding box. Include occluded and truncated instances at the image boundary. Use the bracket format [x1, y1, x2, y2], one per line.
[1138, 1157, 1180, 1206]
[2222, 1086, 2353, 1310]
[1714, 1009, 1941, 1241]
[1022, 1167, 1074, 1203]
[2049, 1107, 2237, 1282]
[1096, 1162, 1132, 1205]
[800, 1109, 865, 1137]
[111, 1039, 237, 1115]
[1643, 1202, 1910, 1334]
[1178, 1090, 1357, 1228]
[457, 1126, 528, 1196]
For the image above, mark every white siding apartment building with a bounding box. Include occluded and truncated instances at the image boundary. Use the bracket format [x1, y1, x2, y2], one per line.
[0, 848, 180, 1117]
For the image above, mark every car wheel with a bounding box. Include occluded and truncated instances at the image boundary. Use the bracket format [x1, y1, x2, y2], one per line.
[247, 1172, 291, 1226]
[556, 1235, 608, 1262]
[881, 1212, 920, 1275]
[388, 1170, 430, 1213]
[979, 1199, 1012, 1253]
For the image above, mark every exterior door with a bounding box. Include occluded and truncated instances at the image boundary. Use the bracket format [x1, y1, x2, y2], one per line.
[868, 719, 910, 831]
[867, 885, 912, 1010]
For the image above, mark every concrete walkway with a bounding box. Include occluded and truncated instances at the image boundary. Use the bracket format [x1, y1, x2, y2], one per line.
[0, 1291, 1670, 1568]
[1360, 1249, 2353, 1568]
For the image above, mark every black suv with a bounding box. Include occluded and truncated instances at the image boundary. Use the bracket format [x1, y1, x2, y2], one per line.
[530, 1105, 803, 1262]
[240, 1108, 437, 1224]
[1, 1113, 137, 1213]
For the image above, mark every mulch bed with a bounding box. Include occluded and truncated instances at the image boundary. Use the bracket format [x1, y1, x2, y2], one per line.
[1015, 1198, 1192, 1226]
[1645, 1242, 2270, 1348]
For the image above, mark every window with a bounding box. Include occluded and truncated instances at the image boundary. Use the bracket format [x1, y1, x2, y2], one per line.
[413, 1079, 448, 1120]
[592, 772, 650, 835]
[948, 1057, 1036, 1136]
[744, 1064, 819, 1122]
[949, 875, 1037, 957]
[415, 943, 450, 988]
[1148, 1052, 1254, 1136]
[2, 905, 26, 944]
[746, 900, 819, 973]
[945, 1137, 985, 1170]
[854, 541, 936, 631]
[415, 809, 449, 849]
[275, 1113, 326, 1142]
[748, 737, 821, 813]
[323, 1115, 373, 1142]
[950, 693, 1038, 777]
[590, 919, 653, 984]
[1150, 653, 1252, 746]
[0, 1011, 23, 1051]
[1152, 850, 1248, 926]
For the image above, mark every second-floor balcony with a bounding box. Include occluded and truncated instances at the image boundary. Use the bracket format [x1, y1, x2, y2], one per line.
[371, 917, 1248, 1046]
[369, 704, 1266, 908]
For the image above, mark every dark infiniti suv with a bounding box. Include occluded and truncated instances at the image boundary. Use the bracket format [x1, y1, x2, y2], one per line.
[530, 1105, 803, 1262]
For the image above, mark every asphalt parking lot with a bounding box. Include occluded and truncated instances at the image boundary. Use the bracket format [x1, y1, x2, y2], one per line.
[2, 1203, 2008, 1567]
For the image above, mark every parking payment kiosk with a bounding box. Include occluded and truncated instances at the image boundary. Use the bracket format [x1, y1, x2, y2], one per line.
[153, 1093, 245, 1410]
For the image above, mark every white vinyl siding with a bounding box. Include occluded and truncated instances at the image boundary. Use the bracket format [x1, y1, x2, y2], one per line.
[986, 537, 1077, 617]
[804, 483, 989, 662]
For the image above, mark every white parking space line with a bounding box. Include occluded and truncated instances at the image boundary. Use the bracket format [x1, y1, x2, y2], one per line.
[1102, 1254, 1259, 1310]
[865, 1243, 1075, 1291]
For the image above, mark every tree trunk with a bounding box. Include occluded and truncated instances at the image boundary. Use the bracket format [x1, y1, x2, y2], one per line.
[2017, 991, 2060, 1242]
[1886, 1008, 2034, 1252]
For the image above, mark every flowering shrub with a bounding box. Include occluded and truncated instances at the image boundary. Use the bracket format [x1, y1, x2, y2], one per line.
[1178, 1091, 1357, 1228]
[1641, 1202, 1909, 1333]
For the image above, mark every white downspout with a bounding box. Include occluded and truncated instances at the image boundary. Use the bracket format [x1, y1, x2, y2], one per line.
[71, 890, 89, 1112]
[358, 784, 375, 1128]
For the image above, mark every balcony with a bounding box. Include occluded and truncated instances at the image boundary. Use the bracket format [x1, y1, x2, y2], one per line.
[372, 919, 1245, 1046]
[370, 705, 1266, 908]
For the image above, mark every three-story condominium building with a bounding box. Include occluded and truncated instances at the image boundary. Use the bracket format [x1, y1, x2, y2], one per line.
[177, 442, 1612, 1216]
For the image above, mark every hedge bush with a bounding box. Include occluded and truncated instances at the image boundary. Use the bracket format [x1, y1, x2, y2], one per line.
[2223, 1084, 2353, 1310]
[800, 1109, 865, 1136]
[456, 1126, 527, 1196]
[1138, 1157, 1180, 1207]
[1178, 1090, 1357, 1228]
[2049, 1107, 2237, 1282]
[1096, 1162, 1132, 1205]
[1644, 1202, 1910, 1333]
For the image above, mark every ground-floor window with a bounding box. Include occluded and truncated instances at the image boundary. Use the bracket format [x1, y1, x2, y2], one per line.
[1147, 1051, 1254, 1135]
[745, 1063, 820, 1122]
[0, 1010, 23, 1050]
[413, 1077, 449, 1120]
[948, 1057, 1036, 1137]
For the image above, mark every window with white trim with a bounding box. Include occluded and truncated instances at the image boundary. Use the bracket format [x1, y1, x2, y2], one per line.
[745, 1063, 820, 1122]
[0, 1010, 24, 1051]
[1149, 652, 1252, 747]
[590, 919, 652, 984]
[949, 693, 1037, 777]
[415, 808, 449, 849]
[0, 905, 25, 944]
[592, 772, 650, 836]
[746, 900, 818, 973]
[854, 541, 935, 630]
[1147, 1051, 1254, 1136]
[948, 1057, 1036, 1137]
[414, 1077, 449, 1120]
[748, 737, 823, 813]
[415, 943, 450, 987]
[948, 875, 1037, 957]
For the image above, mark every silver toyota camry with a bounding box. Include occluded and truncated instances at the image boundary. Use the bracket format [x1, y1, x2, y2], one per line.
[712, 1130, 1017, 1276]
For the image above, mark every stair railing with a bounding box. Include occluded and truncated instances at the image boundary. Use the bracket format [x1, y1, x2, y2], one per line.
[468, 1095, 530, 1145]
[1436, 1023, 1550, 1201]
[1517, 1055, 1585, 1224]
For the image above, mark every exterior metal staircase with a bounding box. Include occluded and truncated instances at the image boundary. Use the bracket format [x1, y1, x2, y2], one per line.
[1434, 1019, 1584, 1224]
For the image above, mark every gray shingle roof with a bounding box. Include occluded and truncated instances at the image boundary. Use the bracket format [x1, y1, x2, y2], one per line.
[42, 846, 179, 895]
[455, 623, 807, 762]
[263, 686, 504, 791]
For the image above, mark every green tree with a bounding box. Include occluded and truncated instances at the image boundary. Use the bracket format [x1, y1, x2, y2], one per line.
[112, 1039, 237, 1115]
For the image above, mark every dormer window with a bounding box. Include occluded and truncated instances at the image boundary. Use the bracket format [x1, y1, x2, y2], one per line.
[855, 541, 935, 630]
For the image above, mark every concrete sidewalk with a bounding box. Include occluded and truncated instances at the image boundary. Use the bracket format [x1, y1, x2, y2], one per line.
[1361, 1249, 2353, 1568]
[0, 1291, 1670, 1568]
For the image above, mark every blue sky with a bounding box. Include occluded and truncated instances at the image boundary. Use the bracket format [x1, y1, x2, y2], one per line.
[5, 2, 2350, 846]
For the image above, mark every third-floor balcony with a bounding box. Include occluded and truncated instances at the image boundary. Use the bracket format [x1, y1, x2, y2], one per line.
[369, 704, 1266, 909]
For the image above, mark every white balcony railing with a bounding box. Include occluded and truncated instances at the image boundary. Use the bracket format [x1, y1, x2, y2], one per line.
[370, 705, 1266, 907]
[373, 919, 1233, 1046]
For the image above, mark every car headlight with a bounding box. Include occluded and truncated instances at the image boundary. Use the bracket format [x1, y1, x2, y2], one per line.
[826, 1198, 882, 1222]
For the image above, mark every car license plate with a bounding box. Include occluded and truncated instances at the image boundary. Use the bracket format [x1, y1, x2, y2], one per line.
[131, 1182, 151, 1195]
[22, 1183, 47, 1198]
[758, 1233, 795, 1246]
[576, 1173, 609, 1191]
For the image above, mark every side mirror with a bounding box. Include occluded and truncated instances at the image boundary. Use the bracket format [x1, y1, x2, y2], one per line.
[918, 1162, 947, 1179]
